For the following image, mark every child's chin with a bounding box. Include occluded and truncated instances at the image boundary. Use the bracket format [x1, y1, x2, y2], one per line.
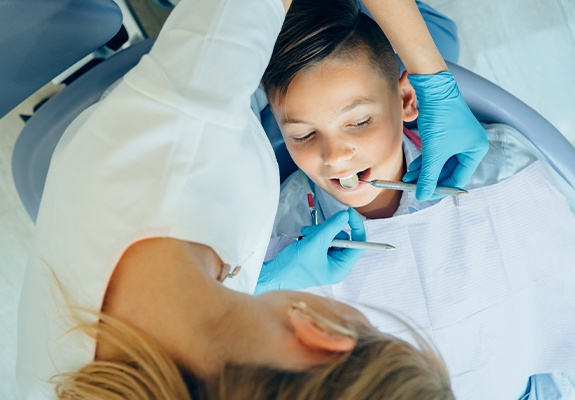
[335, 194, 374, 209]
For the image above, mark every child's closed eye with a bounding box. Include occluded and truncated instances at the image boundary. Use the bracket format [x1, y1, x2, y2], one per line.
[352, 117, 372, 128]
[292, 131, 316, 143]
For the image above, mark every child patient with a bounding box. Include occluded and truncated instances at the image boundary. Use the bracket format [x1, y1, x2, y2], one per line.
[261, 0, 575, 399]
[264, 0, 418, 228]
[263, 0, 549, 235]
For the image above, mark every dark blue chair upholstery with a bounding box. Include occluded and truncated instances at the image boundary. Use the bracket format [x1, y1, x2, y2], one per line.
[0, 0, 122, 118]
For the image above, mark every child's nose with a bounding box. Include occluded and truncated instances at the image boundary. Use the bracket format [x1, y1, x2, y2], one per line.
[321, 138, 355, 166]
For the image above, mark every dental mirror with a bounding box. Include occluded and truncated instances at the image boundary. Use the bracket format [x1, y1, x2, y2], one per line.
[339, 174, 359, 190]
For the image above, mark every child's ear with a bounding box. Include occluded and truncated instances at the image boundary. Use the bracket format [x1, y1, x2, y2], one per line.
[289, 305, 356, 353]
[398, 70, 418, 123]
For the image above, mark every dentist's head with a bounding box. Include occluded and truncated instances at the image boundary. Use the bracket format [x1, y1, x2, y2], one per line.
[53, 239, 453, 400]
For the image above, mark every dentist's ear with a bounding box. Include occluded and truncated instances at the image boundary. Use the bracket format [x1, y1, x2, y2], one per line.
[289, 303, 356, 353]
[399, 70, 419, 123]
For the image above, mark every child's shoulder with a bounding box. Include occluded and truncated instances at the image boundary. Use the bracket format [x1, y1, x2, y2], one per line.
[273, 171, 313, 237]
[279, 170, 311, 206]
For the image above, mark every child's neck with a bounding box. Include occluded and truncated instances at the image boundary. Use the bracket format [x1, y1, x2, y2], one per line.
[355, 156, 406, 219]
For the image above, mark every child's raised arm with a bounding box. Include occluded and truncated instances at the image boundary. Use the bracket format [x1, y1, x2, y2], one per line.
[361, 0, 447, 74]
[360, 0, 489, 201]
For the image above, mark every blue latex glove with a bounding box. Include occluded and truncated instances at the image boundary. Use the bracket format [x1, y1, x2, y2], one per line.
[254, 208, 366, 294]
[403, 71, 489, 200]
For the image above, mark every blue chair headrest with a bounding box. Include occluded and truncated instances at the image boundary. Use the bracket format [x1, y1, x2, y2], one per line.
[0, 0, 122, 118]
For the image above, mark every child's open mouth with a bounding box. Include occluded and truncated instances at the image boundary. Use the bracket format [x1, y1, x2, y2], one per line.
[333, 168, 370, 190]
[357, 169, 369, 180]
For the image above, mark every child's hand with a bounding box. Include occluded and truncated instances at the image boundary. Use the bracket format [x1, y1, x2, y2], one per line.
[254, 208, 365, 294]
[404, 71, 489, 200]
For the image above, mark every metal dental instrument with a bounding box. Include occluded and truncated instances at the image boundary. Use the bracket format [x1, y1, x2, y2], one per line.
[301, 171, 395, 251]
[298, 236, 395, 251]
[330, 239, 395, 252]
[339, 175, 468, 196]
[360, 179, 467, 196]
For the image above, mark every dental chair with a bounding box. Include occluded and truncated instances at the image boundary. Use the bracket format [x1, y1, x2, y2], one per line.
[0, 0, 123, 119]
[10, 18, 575, 222]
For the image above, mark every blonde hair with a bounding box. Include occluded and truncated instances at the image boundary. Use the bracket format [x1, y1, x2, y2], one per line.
[53, 310, 453, 400]
[209, 320, 453, 400]
[53, 311, 190, 399]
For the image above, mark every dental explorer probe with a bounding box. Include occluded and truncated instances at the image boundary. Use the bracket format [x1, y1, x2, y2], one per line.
[360, 179, 467, 196]
[339, 174, 468, 196]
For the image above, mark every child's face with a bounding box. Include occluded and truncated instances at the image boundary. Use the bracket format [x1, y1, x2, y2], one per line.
[271, 53, 417, 217]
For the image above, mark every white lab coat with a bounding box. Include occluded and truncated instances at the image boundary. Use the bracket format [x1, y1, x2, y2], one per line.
[16, 0, 284, 398]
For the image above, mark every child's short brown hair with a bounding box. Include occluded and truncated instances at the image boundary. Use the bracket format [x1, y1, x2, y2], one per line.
[262, 0, 399, 101]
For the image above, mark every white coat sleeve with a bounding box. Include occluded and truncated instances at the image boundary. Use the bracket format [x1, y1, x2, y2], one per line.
[124, 0, 285, 124]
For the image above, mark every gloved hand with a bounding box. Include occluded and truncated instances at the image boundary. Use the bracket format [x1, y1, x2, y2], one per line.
[254, 208, 366, 294]
[403, 71, 489, 200]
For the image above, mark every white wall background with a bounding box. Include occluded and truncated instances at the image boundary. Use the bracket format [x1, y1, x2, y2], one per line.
[427, 0, 575, 144]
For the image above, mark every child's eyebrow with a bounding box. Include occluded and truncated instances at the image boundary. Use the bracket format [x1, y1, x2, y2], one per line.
[282, 97, 375, 125]
[282, 117, 310, 125]
[337, 98, 375, 117]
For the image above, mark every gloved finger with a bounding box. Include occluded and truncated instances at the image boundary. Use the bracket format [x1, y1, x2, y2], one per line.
[417, 157, 468, 200]
[405, 155, 456, 190]
[438, 154, 479, 189]
[334, 230, 350, 241]
[403, 156, 423, 183]
[299, 217, 340, 237]
[300, 210, 349, 247]
[436, 156, 459, 184]
[347, 208, 366, 242]
[299, 219, 342, 237]
[300, 224, 319, 237]
[406, 155, 423, 172]
[328, 208, 366, 275]
[403, 156, 424, 183]
[327, 246, 364, 280]
[299, 210, 349, 237]
[402, 168, 420, 184]
[416, 151, 449, 201]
